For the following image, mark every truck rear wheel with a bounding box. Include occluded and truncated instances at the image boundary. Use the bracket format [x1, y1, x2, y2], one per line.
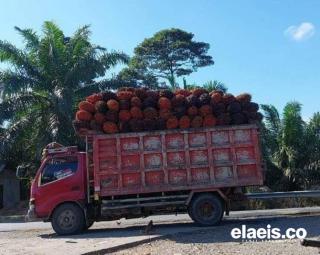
[51, 203, 85, 235]
[188, 193, 224, 226]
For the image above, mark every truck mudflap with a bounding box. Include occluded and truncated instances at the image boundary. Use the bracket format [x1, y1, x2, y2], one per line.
[25, 204, 37, 222]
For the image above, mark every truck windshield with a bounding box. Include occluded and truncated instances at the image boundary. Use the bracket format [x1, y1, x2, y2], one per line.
[41, 157, 78, 185]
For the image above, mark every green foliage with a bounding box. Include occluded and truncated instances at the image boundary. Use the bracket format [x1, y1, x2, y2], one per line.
[203, 80, 227, 93]
[0, 21, 129, 174]
[117, 67, 159, 89]
[127, 28, 214, 88]
[183, 80, 227, 93]
[261, 102, 320, 190]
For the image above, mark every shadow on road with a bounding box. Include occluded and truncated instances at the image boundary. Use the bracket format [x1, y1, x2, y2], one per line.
[39, 214, 320, 244]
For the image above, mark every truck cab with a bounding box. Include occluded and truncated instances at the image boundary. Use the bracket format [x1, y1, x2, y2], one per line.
[23, 145, 90, 234]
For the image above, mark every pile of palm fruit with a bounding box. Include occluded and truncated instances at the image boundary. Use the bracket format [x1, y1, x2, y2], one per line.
[73, 87, 263, 134]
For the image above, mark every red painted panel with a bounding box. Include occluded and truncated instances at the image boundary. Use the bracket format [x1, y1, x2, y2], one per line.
[145, 171, 164, 186]
[121, 137, 139, 152]
[121, 155, 140, 171]
[235, 147, 255, 162]
[100, 174, 118, 189]
[189, 133, 206, 147]
[169, 169, 187, 185]
[122, 173, 141, 187]
[234, 129, 252, 144]
[191, 168, 210, 183]
[237, 164, 257, 179]
[92, 125, 264, 196]
[98, 139, 116, 154]
[167, 152, 185, 167]
[99, 156, 117, 171]
[190, 150, 208, 166]
[166, 134, 184, 149]
[144, 136, 162, 151]
[144, 153, 162, 169]
[215, 166, 233, 182]
[211, 131, 230, 145]
[213, 148, 232, 163]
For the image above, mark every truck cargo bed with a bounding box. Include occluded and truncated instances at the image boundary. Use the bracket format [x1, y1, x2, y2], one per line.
[91, 124, 263, 197]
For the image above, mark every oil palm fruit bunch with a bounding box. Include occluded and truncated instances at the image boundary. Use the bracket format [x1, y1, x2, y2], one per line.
[179, 115, 191, 129]
[74, 87, 262, 134]
[159, 89, 174, 99]
[117, 90, 133, 100]
[158, 97, 172, 110]
[192, 88, 208, 97]
[236, 93, 251, 104]
[186, 94, 200, 107]
[95, 101, 108, 113]
[119, 100, 130, 110]
[171, 94, 186, 108]
[175, 89, 191, 97]
[227, 101, 242, 114]
[146, 90, 159, 102]
[143, 107, 158, 119]
[78, 101, 95, 113]
[142, 97, 157, 109]
[101, 91, 117, 101]
[198, 93, 211, 106]
[173, 106, 187, 119]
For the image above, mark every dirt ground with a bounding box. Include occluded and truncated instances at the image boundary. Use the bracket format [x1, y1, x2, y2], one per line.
[111, 215, 320, 255]
[112, 237, 319, 255]
[1, 210, 319, 255]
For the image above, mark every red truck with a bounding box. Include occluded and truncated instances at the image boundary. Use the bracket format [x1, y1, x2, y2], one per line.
[20, 124, 264, 235]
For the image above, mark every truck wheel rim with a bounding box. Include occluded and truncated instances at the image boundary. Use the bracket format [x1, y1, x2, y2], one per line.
[58, 210, 76, 230]
[199, 202, 214, 219]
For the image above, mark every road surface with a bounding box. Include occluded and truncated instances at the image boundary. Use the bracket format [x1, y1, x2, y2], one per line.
[0, 207, 319, 255]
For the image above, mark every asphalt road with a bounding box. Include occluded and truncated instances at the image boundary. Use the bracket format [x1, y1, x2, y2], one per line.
[0, 207, 319, 255]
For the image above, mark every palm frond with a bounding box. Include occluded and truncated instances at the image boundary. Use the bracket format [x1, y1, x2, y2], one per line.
[0, 113, 38, 152]
[75, 83, 101, 98]
[42, 21, 64, 41]
[261, 104, 281, 135]
[0, 70, 36, 97]
[0, 40, 40, 81]
[99, 51, 130, 69]
[72, 25, 91, 42]
[39, 21, 66, 81]
[14, 26, 40, 51]
[308, 112, 320, 132]
[203, 80, 228, 93]
[0, 92, 49, 123]
[282, 101, 304, 148]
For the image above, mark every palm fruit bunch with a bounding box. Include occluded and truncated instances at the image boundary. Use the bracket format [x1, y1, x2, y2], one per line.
[159, 89, 175, 99]
[74, 86, 263, 135]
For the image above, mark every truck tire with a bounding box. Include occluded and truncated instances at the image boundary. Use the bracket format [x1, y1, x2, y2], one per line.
[188, 193, 224, 226]
[51, 203, 85, 235]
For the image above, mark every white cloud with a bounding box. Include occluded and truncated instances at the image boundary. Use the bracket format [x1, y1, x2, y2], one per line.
[284, 22, 315, 41]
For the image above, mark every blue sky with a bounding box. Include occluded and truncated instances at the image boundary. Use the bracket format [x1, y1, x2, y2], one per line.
[0, 0, 319, 119]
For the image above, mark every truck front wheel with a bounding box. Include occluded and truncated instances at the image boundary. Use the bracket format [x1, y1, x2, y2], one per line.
[51, 203, 85, 235]
[188, 193, 224, 226]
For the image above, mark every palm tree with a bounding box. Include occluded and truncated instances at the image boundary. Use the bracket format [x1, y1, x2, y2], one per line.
[0, 21, 129, 172]
[203, 80, 227, 93]
[261, 102, 320, 190]
[183, 80, 228, 92]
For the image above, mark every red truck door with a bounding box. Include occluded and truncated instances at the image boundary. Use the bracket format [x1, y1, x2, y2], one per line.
[34, 155, 85, 218]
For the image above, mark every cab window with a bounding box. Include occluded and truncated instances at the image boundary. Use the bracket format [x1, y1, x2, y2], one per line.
[41, 157, 78, 185]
